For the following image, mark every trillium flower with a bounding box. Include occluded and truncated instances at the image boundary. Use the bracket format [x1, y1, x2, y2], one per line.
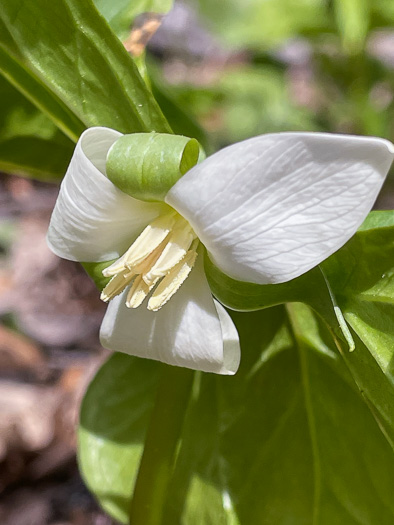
[47, 127, 393, 375]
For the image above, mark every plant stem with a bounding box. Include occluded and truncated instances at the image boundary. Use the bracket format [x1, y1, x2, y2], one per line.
[128, 364, 194, 525]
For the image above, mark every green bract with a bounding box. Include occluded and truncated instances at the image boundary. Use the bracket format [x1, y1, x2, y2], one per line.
[106, 132, 200, 201]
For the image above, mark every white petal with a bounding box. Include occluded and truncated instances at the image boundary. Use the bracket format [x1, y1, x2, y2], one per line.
[166, 132, 394, 284]
[47, 127, 166, 262]
[100, 255, 240, 374]
[213, 300, 241, 375]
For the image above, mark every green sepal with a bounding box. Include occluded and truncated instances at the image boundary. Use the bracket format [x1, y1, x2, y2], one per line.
[82, 260, 116, 291]
[106, 132, 200, 202]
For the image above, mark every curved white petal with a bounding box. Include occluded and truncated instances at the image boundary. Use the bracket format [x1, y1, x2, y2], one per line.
[213, 300, 241, 374]
[100, 255, 240, 375]
[166, 132, 394, 284]
[47, 127, 166, 262]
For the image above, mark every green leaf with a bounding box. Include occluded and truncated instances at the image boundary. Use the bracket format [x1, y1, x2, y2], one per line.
[204, 252, 341, 345]
[0, 137, 71, 181]
[82, 260, 115, 291]
[334, 0, 370, 54]
[0, 0, 171, 137]
[0, 73, 74, 180]
[195, 0, 329, 50]
[94, 0, 173, 40]
[107, 132, 200, 201]
[164, 305, 394, 524]
[205, 211, 394, 318]
[0, 42, 84, 142]
[78, 354, 161, 524]
[205, 211, 394, 447]
[321, 210, 394, 447]
[78, 306, 394, 524]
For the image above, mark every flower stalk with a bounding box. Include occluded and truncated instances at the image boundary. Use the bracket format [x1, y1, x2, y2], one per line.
[128, 365, 194, 525]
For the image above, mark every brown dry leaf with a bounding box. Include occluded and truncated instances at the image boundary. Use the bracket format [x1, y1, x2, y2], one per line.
[0, 489, 51, 525]
[0, 381, 60, 460]
[7, 210, 105, 347]
[0, 325, 47, 379]
[123, 13, 164, 56]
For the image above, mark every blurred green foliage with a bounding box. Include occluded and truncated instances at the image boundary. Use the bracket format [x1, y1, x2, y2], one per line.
[151, 0, 394, 152]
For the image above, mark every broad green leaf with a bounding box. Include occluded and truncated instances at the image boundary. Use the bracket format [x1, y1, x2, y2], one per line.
[164, 305, 394, 524]
[206, 211, 394, 447]
[0, 42, 84, 142]
[321, 211, 394, 447]
[0, 0, 171, 138]
[94, 0, 173, 40]
[0, 73, 74, 180]
[0, 137, 72, 181]
[205, 211, 394, 317]
[78, 354, 161, 524]
[78, 306, 394, 524]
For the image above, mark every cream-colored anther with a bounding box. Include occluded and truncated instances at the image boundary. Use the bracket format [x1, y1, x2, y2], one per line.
[143, 219, 196, 285]
[102, 211, 176, 277]
[101, 211, 199, 310]
[101, 268, 135, 302]
[148, 244, 198, 311]
[132, 239, 167, 275]
[126, 275, 158, 309]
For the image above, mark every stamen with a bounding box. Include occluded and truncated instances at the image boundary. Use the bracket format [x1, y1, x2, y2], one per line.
[126, 275, 158, 309]
[101, 269, 135, 302]
[132, 239, 167, 274]
[101, 211, 199, 310]
[143, 218, 196, 285]
[103, 211, 176, 277]
[148, 243, 198, 311]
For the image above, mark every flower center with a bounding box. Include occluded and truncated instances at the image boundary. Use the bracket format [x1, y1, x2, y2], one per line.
[100, 210, 199, 311]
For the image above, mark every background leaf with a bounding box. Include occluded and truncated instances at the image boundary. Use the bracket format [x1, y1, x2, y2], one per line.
[195, 0, 329, 50]
[94, 0, 173, 40]
[334, 0, 370, 54]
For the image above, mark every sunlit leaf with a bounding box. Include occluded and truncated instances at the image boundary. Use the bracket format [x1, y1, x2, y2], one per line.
[78, 355, 160, 524]
[0, 0, 170, 137]
[163, 305, 394, 524]
[206, 211, 394, 446]
[79, 305, 394, 524]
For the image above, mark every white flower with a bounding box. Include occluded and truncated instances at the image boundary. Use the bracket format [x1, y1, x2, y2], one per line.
[47, 127, 394, 374]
